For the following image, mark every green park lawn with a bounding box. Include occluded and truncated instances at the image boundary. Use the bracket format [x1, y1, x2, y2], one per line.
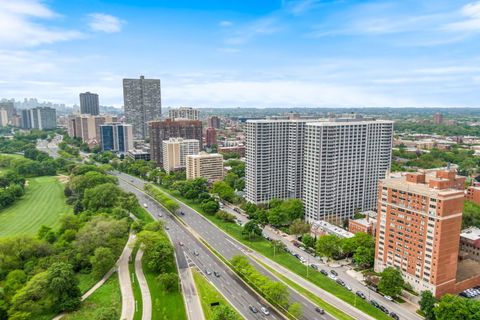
[192, 269, 242, 320]
[0, 175, 72, 237]
[63, 273, 122, 320]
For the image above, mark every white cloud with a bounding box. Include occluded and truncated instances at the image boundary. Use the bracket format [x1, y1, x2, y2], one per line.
[219, 20, 233, 27]
[0, 0, 82, 47]
[445, 1, 480, 32]
[88, 13, 125, 33]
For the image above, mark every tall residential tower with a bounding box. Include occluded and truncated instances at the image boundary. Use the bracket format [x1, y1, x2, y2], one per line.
[79, 92, 100, 115]
[123, 75, 162, 140]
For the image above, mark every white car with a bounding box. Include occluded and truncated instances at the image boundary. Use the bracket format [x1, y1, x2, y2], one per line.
[143, 203, 148, 208]
[384, 295, 393, 301]
[260, 306, 270, 315]
[345, 285, 352, 291]
[328, 274, 337, 280]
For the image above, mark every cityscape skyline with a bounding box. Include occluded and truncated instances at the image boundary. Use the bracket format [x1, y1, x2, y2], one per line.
[2, 0, 480, 108]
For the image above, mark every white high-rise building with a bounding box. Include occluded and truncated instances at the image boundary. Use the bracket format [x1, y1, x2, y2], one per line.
[168, 107, 199, 120]
[246, 114, 393, 223]
[162, 138, 200, 172]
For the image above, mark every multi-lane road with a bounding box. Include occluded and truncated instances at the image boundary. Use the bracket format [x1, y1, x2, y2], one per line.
[115, 172, 374, 320]
[117, 177, 284, 320]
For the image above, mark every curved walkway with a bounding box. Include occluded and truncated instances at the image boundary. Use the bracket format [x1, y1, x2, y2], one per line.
[135, 248, 152, 320]
[119, 233, 136, 320]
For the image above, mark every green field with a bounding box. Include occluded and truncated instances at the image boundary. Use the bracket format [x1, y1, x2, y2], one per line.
[192, 269, 242, 320]
[0, 176, 72, 237]
[63, 273, 121, 320]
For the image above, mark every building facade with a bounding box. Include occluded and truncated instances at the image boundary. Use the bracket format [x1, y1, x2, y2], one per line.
[245, 115, 393, 223]
[0, 109, 8, 127]
[68, 115, 117, 145]
[21, 107, 56, 130]
[100, 123, 134, 153]
[186, 152, 223, 182]
[205, 127, 217, 146]
[168, 107, 199, 120]
[79, 92, 100, 115]
[149, 119, 203, 166]
[0, 101, 15, 124]
[162, 138, 200, 173]
[374, 170, 465, 297]
[208, 116, 221, 129]
[459, 227, 480, 262]
[123, 75, 162, 140]
[433, 112, 443, 124]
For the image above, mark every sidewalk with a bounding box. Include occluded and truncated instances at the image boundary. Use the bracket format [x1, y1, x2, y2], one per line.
[135, 248, 152, 320]
[119, 233, 136, 320]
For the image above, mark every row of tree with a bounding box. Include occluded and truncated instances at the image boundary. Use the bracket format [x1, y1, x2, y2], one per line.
[420, 291, 480, 320]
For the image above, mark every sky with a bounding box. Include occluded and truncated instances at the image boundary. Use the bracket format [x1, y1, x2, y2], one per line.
[1, 0, 480, 108]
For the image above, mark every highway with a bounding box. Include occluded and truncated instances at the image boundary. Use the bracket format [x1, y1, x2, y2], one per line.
[117, 178, 284, 320]
[115, 172, 371, 320]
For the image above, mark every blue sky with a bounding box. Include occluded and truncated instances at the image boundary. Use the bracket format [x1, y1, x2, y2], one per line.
[1, 0, 480, 108]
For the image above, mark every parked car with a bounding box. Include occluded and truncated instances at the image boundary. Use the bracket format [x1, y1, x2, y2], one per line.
[320, 269, 328, 276]
[390, 312, 400, 320]
[260, 306, 270, 315]
[328, 274, 337, 280]
[330, 270, 338, 276]
[179, 241, 184, 246]
[336, 279, 345, 286]
[143, 203, 148, 208]
[249, 305, 258, 313]
[384, 295, 393, 301]
[310, 264, 318, 270]
[193, 250, 199, 256]
[165, 226, 169, 230]
[205, 270, 212, 275]
[180, 211, 185, 216]
[370, 300, 380, 308]
[379, 305, 389, 314]
[367, 285, 378, 292]
[345, 285, 352, 291]
[315, 307, 325, 314]
[356, 291, 366, 299]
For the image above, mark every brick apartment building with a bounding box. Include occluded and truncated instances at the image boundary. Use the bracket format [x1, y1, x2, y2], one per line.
[374, 169, 480, 297]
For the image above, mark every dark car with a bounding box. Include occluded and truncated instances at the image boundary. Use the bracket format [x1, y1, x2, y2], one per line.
[310, 264, 318, 270]
[180, 211, 185, 216]
[193, 250, 199, 256]
[214, 271, 220, 277]
[390, 312, 400, 320]
[336, 279, 345, 286]
[356, 291, 366, 299]
[379, 305, 389, 314]
[370, 300, 380, 308]
[320, 269, 328, 276]
[315, 307, 325, 314]
[330, 270, 338, 276]
[367, 285, 378, 292]
[249, 305, 258, 313]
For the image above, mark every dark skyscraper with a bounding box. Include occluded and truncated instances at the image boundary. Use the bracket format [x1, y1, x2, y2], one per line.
[79, 92, 100, 115]
[123, 75, 162, 140]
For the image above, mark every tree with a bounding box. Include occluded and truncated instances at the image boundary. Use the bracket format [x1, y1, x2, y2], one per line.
[353, 246, 375, 268]
[83, 183, 123, 211]
[262, 282, 289, 307]
[288, 302, 303, 319]
[201, 200, 219, 215]
[90, 247, 115, 279]
[242, 220, 262, 239]
[420, 290, 436, 320]
[47, 262, 81, 312]
[211, 181, 236, 202]
[315, 235, 341, 260]
[378, 267, 404, 297]
[215, 210, 236, 222]
[157, 273, 178, 292]
[212, 305, 240, 320]
[301, 233, 315, 249]
[3, 270, 27, 301]
[289, 219, 310, 236]
[434, 295, 471, 320]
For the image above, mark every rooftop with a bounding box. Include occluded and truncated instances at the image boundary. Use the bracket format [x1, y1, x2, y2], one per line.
[312, 220, 354, 239]
[460, 227, 480, 241]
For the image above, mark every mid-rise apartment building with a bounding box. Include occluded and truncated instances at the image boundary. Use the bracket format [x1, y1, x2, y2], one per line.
[245, 114, 393, 223]
[100, 122, 134, 153]
[162, 138, 200, 173]
[79, 92, 100, 115]
[168, 107, 199, 120]
[0, 109, 8, 127]
[374, 170, 465, 296]
[149, 119, 203, 166]
[68, 115, 117, 145]
[186, 152, 223, 182]
[205, 127, 217, 146]
[208, 116, 221, 129]
[123, 75, 162, 140]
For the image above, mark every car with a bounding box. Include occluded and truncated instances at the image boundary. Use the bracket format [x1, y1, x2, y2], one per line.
[300, 247, 306, 251]
[179, 241, 184, 246]
[367, 285, 378, 292]
[310, 264, 318, 270]
[379, 305, 389, 314]
[130, 179, 134, 182]
[315, 307, 325, 314]
[384, 295, 393, 301]
[219, 203, 224, 209]
[260, 306, 270, 315]
[249, 305, 258, 313]
[193, 250, 199, 256]
[370, 300, 380, 308]
[206, 270, 212, 275]
[214, 271, 220, 277]
[158, 213, 163, 217]
[390, 312, 400, 320]
[330, 270, 338, 276]
[356, 291, 366, 299]
[345, 285, 352, 291]
[320, 269, 329, 276]
[336, 279, 345, 286]
[165, 226, 169, 230]
[328, 274, 337, 280]
[180, 211, 185, 216]
[143, 203, 148, 208]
